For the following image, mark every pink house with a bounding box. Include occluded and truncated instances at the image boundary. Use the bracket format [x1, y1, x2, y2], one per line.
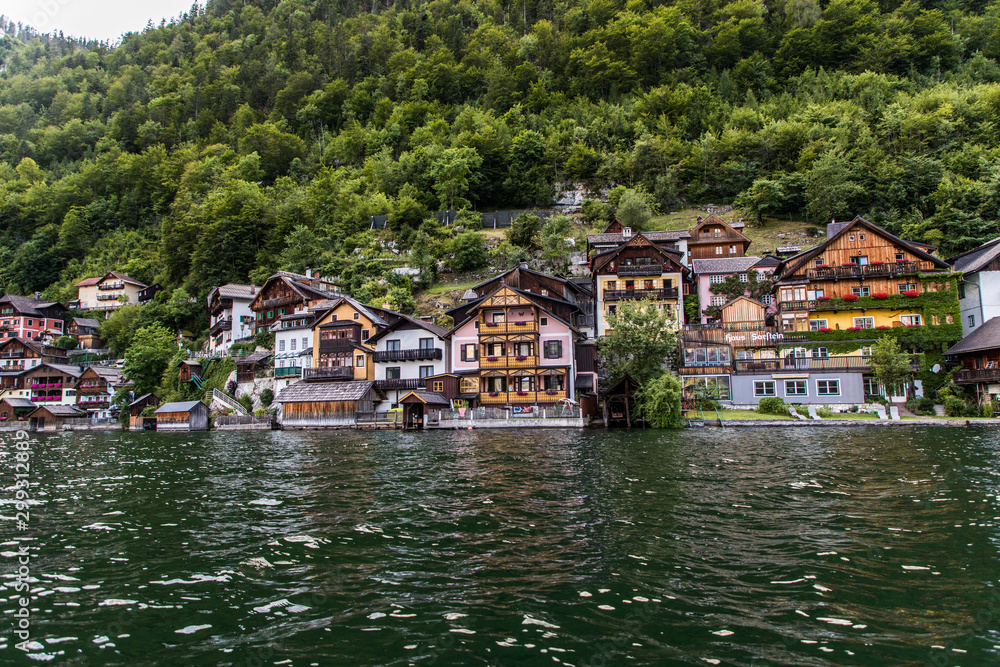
[692, 255, 780, 324]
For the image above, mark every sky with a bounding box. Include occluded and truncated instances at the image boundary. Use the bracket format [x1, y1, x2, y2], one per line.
[2, 0, 198, 42]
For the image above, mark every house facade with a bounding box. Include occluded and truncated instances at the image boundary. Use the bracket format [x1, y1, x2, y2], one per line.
[73, 272, 147, 311]
[207, 283, 259, 354]
[276, 380, 378, 428]
[692, 256, 777, 324]
[369, 315, 449, 415]
[68, 317, 102, 349]
[22, 363, 82, 406]
[586, 220, 691, 266]
[591, 233, 689, 337]
[272, 310, 315, 387]
[0, 295, 67, 341]
[686, 215, 751, 261]
[0, 338, 68, 373]
[249, 271, 340, 335]
[76, 366, 121, 419]
[949, 237, 1000, 336]
[946, 316, 1000, 404]
[308, 297, 397, 381]
[447, 286, 582, 408]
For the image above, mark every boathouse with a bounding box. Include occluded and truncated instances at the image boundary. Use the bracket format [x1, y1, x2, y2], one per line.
[399, 390, 451, 430]
[0, 398, 34, 425]
[28, 404, 86, 431]
[276, 380, 377, 428]
[128, 393, 160, 431]
[154, 400, 209, 431]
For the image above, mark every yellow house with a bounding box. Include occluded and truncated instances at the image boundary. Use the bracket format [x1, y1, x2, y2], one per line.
[73, 272, 148, 311]
[308, 297, 396, 381]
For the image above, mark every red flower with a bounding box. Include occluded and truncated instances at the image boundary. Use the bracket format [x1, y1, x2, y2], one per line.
[842, 294, 859, 302]
[871, 261, 884, 265]
[817, 296, 831, 301]
[903, 290, 918, 297]
[841, 263, 855, 267]
[876, 325, 890, 330]
[847, 326, 861, 331]
[871, 292, 889, 299]
[818, 327, 832, 332]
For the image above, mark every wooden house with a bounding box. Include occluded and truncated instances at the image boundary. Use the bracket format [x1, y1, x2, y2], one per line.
[128, 393, 159, 431]
[249, 271, 340, 335]
[0, 398, 34, 424]
[67, 317, 103, 349]
[207, 283, 258, 354]
[76, 366, 121, 418]
[686, 215, 752, 260]
[0, 294, 67, 342]
[28, 404, 86, 431]
[23, 363, 82, 405]
[154, 401, 209, 431]
[0, 337, 68, 373]
[586, 220, 691, 264]
[276, 380, 378, 428]
[399, 390, 451, 429]
[308, 296, 400, 381]
[946, 316, 1000, 404]
[591, 233, 690, 336]
[235, 350, 272, 383]
[179, 360, 202, 383]
[601, 375, 642, 428]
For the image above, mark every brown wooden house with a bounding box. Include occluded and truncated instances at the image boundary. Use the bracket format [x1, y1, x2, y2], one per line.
[249, 271, 340, 335]
[276, 380, 378, 428]
[179, 360, 202, 383]
[67, 318, 102, 349]
[399, 390, 451, 429]
[947, 316, 1000, 405]
[76, 366, 121, 417]
[155, 401, 209, 431]
[128, 393, 160, 431]
[0, 398, 35, 424]
[601, 375, 642, 428]
[687, 215, 752, 260]
[0, 337, 69, 373]
[28, 404, 86, 431]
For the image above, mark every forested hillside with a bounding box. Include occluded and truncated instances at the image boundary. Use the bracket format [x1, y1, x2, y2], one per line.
[1, 0, 1000, 314]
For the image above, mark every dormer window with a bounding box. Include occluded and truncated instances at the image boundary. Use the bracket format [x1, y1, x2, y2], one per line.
[622, 227, 632, 239]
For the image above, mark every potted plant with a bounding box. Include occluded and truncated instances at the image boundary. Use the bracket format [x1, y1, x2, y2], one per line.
[517, 391, 528, 396]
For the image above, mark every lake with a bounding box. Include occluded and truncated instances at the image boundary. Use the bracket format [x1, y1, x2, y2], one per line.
[2, 426, 999, 665]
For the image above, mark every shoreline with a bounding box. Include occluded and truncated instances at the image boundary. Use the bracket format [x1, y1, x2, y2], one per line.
[688, 418, 983, 427]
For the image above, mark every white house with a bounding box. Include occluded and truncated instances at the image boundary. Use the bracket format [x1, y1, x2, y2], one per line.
[207, 284, 258, 354]
[368, 315, 449, 415]
[271, 309, 315, 392]
[951, 237, 1000, 336]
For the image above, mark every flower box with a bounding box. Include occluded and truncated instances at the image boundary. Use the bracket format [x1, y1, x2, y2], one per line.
[517, 391, 528, 396]
[818, 327, 832, 332]
[841, 263, 855, 267]
[516, 356, 527, 361]
[515, 321, 526, 326]
[876, 325, 890, 330]
[871, 292, 889, 299]
[485, 322, 498, 327]
[545, 390, 557, 395]
[871, 261, 884, 265]
[487, 356, 498, 362]
[842, 294, 859, 302]
[489, 391, 499, 397]
[815, 264, 829, 268]
[903, 290, 918, 297]
[816, 296, 831, 301]
[896, 259, 907, 262]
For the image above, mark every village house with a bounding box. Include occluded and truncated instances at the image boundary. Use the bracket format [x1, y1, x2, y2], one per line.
[73, 272, 147, 311]
[692, 256, 779, 324]
[949, 236, 1000, 336]
[28, 404, 86, 431]
[22, 363, 82, 406]
[686, 215, 752, 261]
[271, 310, 315, 387]
[308, 296, 399, 381]
[75, 366, 121, 419]
[127, 393, 159, 431]
[586, 219, 691, 266]
[67, 317, 103, 349]
[0, 337, 68, 373]
[446, 285, 588, 410]
[249, 271, 340, 335]
[368, 314, 449, 415]
[0, 397, 35, 425]
[155, 401, 209, 431]
[207, 283, 259, 354]
[276, 380, 379, 428]
[591, 233, 690, 337]
[0, 294, 67, 342]
[946, 316, 1000, 406]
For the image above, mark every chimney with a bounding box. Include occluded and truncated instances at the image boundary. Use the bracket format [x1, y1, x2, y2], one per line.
[519, 262, 528, 270]
[34, 292, 41, 300]
[306, 268, 312, 279]
[622, 227, 632, 239]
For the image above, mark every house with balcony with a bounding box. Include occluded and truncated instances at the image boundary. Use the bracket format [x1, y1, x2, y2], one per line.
[207, 283, 259, 354]
[946, 316, 1000, 405]
[948, 236, 1000, 337]
[308, 296, 399, 381]
[0, 295, 67, 342]
[368, 315, 449, 415]
[249, 271, 340, 335]
[75, 366, 121, 419]
[446, 285, 586, 410]
[68, 317, 102, 349]
[73, 272, 147, 311]
[586, 220, 691, 266]
[271, 310, 315, 389]
[591, 233, 690, 337]
[686, 215, 751, 261]
[22, 363, 82, 406]
[0, 337, 68, 373]
[772, 218, 956, 335]
[692, 256, 778, 324]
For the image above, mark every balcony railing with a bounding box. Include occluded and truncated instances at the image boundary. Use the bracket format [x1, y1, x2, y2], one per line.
[0, 352, 24, 359]
[99, 282, 125, 290]
[616, 264, 668, 277]
[603, 288, 679, 301]
[805, 261, 938, 281]
[303, 366, 354, 381]
[954, 368, 1000, 384]
[97, 294, 122, 301]
[259, 295, 300, 310]
[779, 300, 812, 312]
[210, 319, 233, 336]
[318, 339, 359, 353]
[274, 366, 302, 377]
[479, 321, 538, 335]
[375, 378, 426, 391]
[479, 389, 568, 404]
[480, 355, 539, 369]
[731, 356, 920, 375]
[373, 348, 442, 363]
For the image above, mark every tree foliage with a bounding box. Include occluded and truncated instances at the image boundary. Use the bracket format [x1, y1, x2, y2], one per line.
[597, 300, 679, 384]
[870, 336, 913, 398]
[636, 373, 684, 429]
[122, 324, 176, 396]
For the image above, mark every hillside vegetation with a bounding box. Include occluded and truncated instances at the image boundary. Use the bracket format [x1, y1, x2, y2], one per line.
[0, 0, 998, 336]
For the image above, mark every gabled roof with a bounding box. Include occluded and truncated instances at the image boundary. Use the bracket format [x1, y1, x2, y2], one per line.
[102, 272, 146, 288]
[128, 393, 158, 409]
[468, 265, 590, 301]
[155, 401, 204, 414]
[753, 254, 783, 268]
[591, 233, 689, 275]
[688, 215, 752, 246]
[82, 366, 121, 380]
[74, 277, 103, 287]
[310, 295, 391, 328]
[1, 398, 35, 408]
[399, 390, 450, 406]
[368, 313, 449, 344]
[35, 363, 82, 378]
[444, 285, 580, 338]
[215, 283, 259, 300]
[72, 317, 101, 328]
[776, 216, 951, 281]
[276, 380, 375, 403]
[945, 317, 1000, 356]
[252, 273, 338, 310]
[0, 294, 63, 316]
[587, 230, 691, 245]
[949, 237, 1000, 275]
[692, 257, 762, 275]
[31, 404, 85, 417]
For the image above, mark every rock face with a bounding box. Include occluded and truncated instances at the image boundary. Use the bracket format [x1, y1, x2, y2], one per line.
[553, 182, 608, 214]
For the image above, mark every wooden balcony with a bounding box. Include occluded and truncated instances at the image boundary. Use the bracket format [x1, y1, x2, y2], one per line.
[479, 389, 568, 404]
[480, 355, 538, 369]
[375, 378, 426, 391]
[373, 348, 442, 363]
[259, 295, 300, 310]
[479, 321, 538, 335]
[274, 366, 302, 378]
[954, 368, 1000, 385]
[603, 287, 679, 301]
[98, 282, 125, 291]
[805, 261, 938, 281]
[303, 366, 354, 381]
[616, 264, 667, 277]
[210, 319, 233, 336]
[778, 300, 812, 312]
[318, 339, 359, 353]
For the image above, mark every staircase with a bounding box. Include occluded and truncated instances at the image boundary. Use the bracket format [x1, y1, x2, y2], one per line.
[210, 388, 248, 416]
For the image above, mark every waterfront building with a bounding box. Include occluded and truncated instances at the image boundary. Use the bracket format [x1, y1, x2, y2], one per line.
[275, 380, 378, 428]
[949, 236, 1000, 336]
[0, 397, 35, 424]
[249, 271, 340, 335]
[0, 294, 67, 341]
[75, 366, 121, 419]
[73, 272, 147, 311]
[692, 256, 778, 324]
[946, 316, 1000, 404]
[128, 393, 159, 431]
[154, 401, 209, 431]
[368, 315, 449, 415]
[28, 404, 86, 431]
[307, 296, 398, 381]
[207, 283, 258, 354]
[271, 309, 315, 388]
[591, 232, 689, 337]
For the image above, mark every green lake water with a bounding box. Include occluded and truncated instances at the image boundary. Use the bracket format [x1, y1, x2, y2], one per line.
[2, 426, 1000, 665]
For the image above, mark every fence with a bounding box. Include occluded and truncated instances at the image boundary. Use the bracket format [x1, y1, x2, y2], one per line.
[215, 415, 273, 429]
[370, 209, 551, 231]
[435, 405, 582, 422]
[211, 388, 248, 416]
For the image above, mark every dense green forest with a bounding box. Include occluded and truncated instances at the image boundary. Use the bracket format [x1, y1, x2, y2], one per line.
[1, 0, 1000, 325]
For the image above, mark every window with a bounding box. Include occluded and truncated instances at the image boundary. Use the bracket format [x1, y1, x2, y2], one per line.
[683, 346, 731, 366]
[754, 381, 775, 397]
[543, 375, 565, 391]
[716, 246, 723, 255]
[854, 317, 875, 329]
[761, 295, 772, 305]
[811, 347, 828, 358]
[969, 314, 976, 328]
[785, 380, 807, 396]
[807, 288, 825, 299]
[739, 273, 748, 283]
[780, 287, 806, 301]
[540, 317, 548, 326]
[711, 296, 726, 307]
[544, 341, 562, 359]
[809, 319, 828, 331]
[461, 344, 478, 362]
[864, 377, 880, 396]
[353, 313, 360, 320]
[859, 234, 865, 241]
[492, 312, 505, 323]
[486, 342, 505, 357]
[608, 305, 617, 315]
[605, 281, 616, 291]
[849, 234, 855, 242]
[895, 252, 905, 262]
[898, 283, 917, 294]
[683, 376, 731, 401]
[850, 256, 868, 265]
[433, 380, 444, 392]
[730, 245, 737, 254]
[815, 258, 824, 267]
[958, 283, 966, 299]
[852, 286, 870, 297]
[386, 367, 401, 380]
[861, 346, 873, 357]
[736, 350, 754, 360]
[279, 340, 285, 352]
[419, 338, 433, 350]
[54, 321, 61, 329]
[331, 314, 338, 321]
[817, 379, 840, 396]
[302, 337, 308, 350]
[355, 355, 365, 368]
[419, 366, 433, 379]
[362, 329, 370, 341]
[900, 314, 922, 326]
[710, 274, 725, 284]
[386, 339, 401, 351]
[460, 377, 478, 394]
[25, 320, 31, 326]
